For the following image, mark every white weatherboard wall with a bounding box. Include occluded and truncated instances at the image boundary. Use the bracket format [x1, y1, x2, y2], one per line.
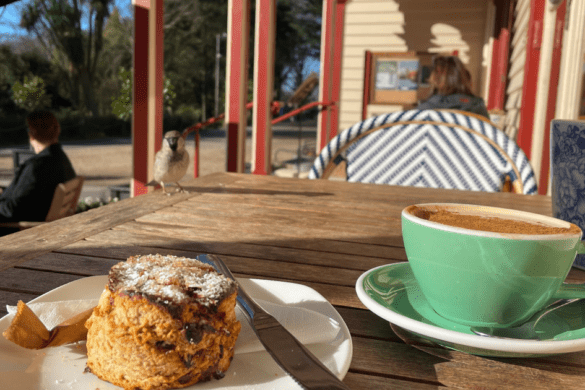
[339, 0, 491, 131]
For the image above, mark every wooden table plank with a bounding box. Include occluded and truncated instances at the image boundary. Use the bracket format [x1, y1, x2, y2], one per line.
[16, 252, 120, 276]
[227, 174, 553, 214]
[117, 219, 406, 260]
[0, 172, 241, 272]
[136, 210, 404, 246]
[0, 268, 82, 295]
[343, 372, 448, 389]
[350, 337, 447, 383]
[100, 222, 403, 270]
[56, 238, 365, 287]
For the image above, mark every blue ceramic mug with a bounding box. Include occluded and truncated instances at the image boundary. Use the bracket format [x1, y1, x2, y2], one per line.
[551, 119, 585, 270]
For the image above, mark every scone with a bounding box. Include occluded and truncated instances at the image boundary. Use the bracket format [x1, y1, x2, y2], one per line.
[85, 254, 241, 390]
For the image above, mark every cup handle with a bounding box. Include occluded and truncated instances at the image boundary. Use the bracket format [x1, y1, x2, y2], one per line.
[578, 240, 585, 254]
[552, 241, 585, 299]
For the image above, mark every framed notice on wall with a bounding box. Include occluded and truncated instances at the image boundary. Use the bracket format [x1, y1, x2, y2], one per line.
[369, 51, 434, 105]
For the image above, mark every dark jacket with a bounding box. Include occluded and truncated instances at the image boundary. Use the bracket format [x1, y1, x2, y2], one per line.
[0, 143, 76, 222]
[417, 93, 490, 119]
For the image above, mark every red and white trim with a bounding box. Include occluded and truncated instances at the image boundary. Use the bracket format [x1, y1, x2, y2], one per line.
[487, 0, 514, 110]
[131, 0, 163, 197]
[515, 0, 545, 161]
[317, 0, 336, 153]
[225, 0, 251, 173]
[535, 1, 566, 194]
[251, 0, 276, 175]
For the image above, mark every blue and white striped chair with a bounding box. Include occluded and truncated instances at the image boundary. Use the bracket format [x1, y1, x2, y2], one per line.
[309, 110, 537, 195]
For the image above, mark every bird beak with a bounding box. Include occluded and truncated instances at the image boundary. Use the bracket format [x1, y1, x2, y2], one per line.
[167, 137, 179, 151]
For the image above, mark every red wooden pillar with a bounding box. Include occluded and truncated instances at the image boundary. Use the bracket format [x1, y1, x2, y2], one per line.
[225, 0, 251, 173]
[132, 0, 164, 197]
[328, 0, 347, 139]
[538, 2, 567, 193]
[362, 51, 372, 121]
[251, 0, 276, 175]
[516, 0, 545, 159]
[317, 0, 336, 152]
[487, 0, 514, 110]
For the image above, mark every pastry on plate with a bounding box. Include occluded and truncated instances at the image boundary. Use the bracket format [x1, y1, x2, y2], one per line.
[85, 254, 241, 390]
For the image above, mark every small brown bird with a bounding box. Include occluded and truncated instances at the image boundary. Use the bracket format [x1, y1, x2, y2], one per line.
[148, 130, 190, 194]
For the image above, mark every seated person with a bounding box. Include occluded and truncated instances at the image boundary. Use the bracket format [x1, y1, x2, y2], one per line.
[417, 55, 490, 119]
[0, 111, 76, 235]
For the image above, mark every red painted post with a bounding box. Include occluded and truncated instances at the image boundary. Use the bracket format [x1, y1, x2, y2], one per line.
[329, 0, 346, 139]
[538, 2, 566, 194]
[132, 0, 163, 196]
[225, 0, 251, 173]
[487, 0, 513, 110]
[251, 0, 276, 175]
[132, 0, 149, 196]
[317, 0, 336, 152]
[153, 0, 164, 168]
[516, 0, 545, 159]
[362, 51, 372, 121]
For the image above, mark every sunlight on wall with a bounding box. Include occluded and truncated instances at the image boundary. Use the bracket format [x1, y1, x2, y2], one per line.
[428, 23, 470, 64]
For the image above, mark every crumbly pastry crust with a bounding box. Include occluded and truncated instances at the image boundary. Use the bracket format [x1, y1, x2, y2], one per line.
[85, 254, 241, 390]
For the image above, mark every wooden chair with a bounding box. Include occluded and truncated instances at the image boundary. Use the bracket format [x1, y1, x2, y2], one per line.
[308, 112, 537, 195]
[0, 176, 85, 230]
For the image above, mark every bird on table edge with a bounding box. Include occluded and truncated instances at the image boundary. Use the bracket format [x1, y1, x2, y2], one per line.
[147, 130, 190, 195]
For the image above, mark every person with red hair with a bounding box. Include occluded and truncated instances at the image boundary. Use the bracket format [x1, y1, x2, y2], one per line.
[0, 111, 76, 234]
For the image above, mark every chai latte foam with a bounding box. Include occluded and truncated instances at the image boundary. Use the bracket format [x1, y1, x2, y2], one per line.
[410, 206, 581, 235]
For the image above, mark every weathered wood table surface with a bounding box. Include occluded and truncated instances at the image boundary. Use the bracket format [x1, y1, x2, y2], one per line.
[1, 172, 585, 389]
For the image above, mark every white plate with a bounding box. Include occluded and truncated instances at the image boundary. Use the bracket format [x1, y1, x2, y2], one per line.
[0, 276, 352, 389]
[356, 262, 585, 357]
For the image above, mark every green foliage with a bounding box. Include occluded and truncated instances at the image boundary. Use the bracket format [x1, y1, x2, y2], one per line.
[175, 105, 202, 122]
[3, 0, 321, 132]
[110, 67, 177, 120]
[19, 0, 115, 115]
[163, 77, 177, 111]
[11, 75, 52, 112]
[76, 196, 118, 213]
[110, 67, 132, 120]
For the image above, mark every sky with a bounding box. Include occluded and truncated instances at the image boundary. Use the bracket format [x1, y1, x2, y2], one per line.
[0, 0, 132, 38]
[0, 2, 24, 37]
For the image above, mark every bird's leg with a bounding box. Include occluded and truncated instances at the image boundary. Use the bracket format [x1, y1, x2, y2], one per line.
[161, 182, 171, 195]
[175, 182, 188, 193]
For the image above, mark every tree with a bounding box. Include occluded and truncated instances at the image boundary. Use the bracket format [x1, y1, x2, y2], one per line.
[19, 0, 115, 116]
[12, 75, 52, 111]
[273, 0, 322, 102]
[0, 42, 70, 115]
[111, 67, 176, 120]
[162, 0, 321, 121]
[163, 0, 228, 121]
[95, 7, 133, 115]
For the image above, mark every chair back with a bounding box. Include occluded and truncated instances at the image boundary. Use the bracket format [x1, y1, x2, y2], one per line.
[309, 112, 537, 194]
[45, 176, 85, 222]
[359, 109, 537, 194]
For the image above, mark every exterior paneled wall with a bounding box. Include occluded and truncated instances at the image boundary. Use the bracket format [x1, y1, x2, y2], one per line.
[503, 0, 530, 140]
[339, 0, 490, 131]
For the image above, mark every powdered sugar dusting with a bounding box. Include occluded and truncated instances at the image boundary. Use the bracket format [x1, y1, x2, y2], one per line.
[108, 254, 237, 307]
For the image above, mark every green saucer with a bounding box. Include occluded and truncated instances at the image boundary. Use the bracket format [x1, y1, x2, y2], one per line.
[356, 262, 585, 357]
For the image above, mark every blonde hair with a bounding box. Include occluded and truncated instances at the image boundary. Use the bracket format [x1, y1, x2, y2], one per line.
[26, 111, 60, 144]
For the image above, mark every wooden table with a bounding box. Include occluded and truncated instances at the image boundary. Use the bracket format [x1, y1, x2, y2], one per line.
[1, 172, 585, 389]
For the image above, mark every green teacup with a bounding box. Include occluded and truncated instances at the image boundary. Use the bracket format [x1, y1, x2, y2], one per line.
[402, 203, 585, 328]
